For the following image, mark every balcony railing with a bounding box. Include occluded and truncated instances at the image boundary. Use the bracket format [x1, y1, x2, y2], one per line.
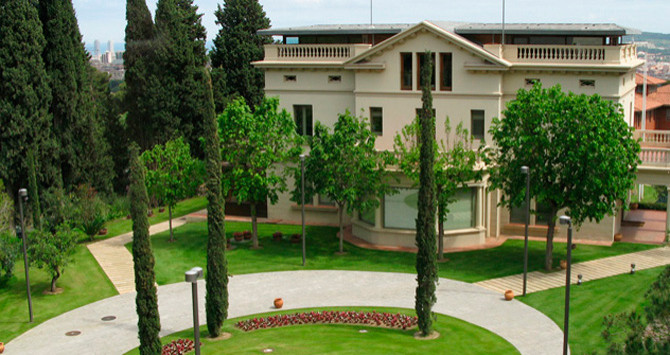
[485, 43, 638, 65]
[263, 44, 372, 62]
[634, 130, 670, 147]
[640, 147, 670, 167]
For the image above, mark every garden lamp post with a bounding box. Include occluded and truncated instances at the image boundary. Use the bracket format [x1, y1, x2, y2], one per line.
[559, 215, 573, 355]
[300, 154, 307, 266]
[185, 267, 203, 355]
[521, 166, 530, 296]
[18, 188, 33, 322]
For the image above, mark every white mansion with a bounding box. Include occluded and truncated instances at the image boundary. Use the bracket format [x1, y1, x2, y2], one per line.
[253, 21, 651, 248]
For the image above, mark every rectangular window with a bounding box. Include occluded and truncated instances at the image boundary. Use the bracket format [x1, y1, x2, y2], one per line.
[359, 206, 376, 226]
[534, 201, 553, 226]
[440, 53, 453, 91]
[328, 75, 342, 83]
[471, 110, 485, 140]
[318, 194, 335, 206]
[580, 79, 596, 88]
[509, 205, 526, 224]
[666, 109, 670, 122]
[370, 107, 383, 135]
[525, 78, 540, 86]
[442, 188, 476, 230]
[284, 75, 297, 82]
[384, 188, 418, 229]
[293, 105, 313, 136]
[400, 53, 412, 90]
[417, 52, 436, 90]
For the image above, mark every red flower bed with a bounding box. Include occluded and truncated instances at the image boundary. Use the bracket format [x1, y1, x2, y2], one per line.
[162, 339, 198, 355]
[234, 311, 418, 332]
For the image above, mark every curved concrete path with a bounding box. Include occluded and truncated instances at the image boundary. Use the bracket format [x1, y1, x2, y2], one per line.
[6, 271, 563, 355]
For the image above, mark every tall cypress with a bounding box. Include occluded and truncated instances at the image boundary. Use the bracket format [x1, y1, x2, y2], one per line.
[124, 0, 160, 150]
[27, 149, 42, 229]
[0, 0, 53, 201]
[203, 68, 228, 336]
[415, 51, 438, 336]
[39, 0, 113, 192]
[129, 143, 161, 355]
[210, 0, 271, 111]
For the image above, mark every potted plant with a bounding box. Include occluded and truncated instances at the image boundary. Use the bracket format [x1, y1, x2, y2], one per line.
[159, 207, 166, 213]
[233, 231, 244, 242]
[243, 230, 252, 240]
[147, 209, 154, 217]
[504, 290, 514, 301]
[560, 260, 568, 269]
[273, 231, 283, 241]
[290, 233, 301, 244]
[98, 228, 108, 236]
[630, 202, 639, 210]
[614, 233, 623, 242]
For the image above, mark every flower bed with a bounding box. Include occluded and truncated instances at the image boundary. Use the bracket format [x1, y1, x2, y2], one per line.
[162, 339, 197, 355]
[235, 311, 418, 332]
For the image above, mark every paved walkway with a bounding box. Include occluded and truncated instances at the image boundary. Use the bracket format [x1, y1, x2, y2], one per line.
[87, 217, 188, 294]
[475, 247, 670, 294]
[5, 271, 563, 355]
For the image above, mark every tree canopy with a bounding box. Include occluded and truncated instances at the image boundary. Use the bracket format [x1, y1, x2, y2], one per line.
[219, 97, 300, 248]
[489, 84, 640, 270]
[299, 111, 394, 254]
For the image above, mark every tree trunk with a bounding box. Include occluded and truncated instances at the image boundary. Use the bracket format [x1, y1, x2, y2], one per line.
[545, 206, 558, 271]
[168, 204, 174, 242]
[51, 266, 60, 292]
[338, 204, 344, 253]
[251, 203, 259, 249]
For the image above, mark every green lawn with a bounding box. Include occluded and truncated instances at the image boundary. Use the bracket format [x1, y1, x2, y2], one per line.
[124, 307, 519, 355]
[521, 265, 666, 355]
[137, 221, 657, 285]
[0, 245, 117, 342]
[103, 196, 206, 239]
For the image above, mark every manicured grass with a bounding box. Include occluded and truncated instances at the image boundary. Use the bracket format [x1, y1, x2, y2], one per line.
[103, 196, 206, 239]
[521, 265, 666, 355]
[124, 307, 519, 355]
[137, 221, 658, 285]
[0, 245, 117, 342]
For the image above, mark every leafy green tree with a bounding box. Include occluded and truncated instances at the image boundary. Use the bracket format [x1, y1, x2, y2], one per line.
[414, 52, 438, 336]
[39, 0, 113, 193]
[28, 224, 80, 292]
[129, 144, 162, 355]
[219, 97, 300, 248]
[300, 111, 394, 254]
[202, 70, 229, 338]
[0, 0, 54, 200]
[141, 137, 203, 242]
[71, 184, 108, 241]
[489, 84, 640, 271]
[210, 0, 272, 110]
[395, 118, 486, 260]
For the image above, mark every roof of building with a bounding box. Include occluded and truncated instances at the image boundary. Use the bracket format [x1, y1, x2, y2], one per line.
[259, 22, 640, 37]
[636, 73, 668, 86]
[258, 23, 414, 36]
[635, 93, 665, 111]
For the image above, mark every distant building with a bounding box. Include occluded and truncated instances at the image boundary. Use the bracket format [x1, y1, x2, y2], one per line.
[635, 73, 670, 130]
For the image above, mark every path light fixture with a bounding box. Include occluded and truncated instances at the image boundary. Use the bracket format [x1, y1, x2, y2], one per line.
[300, 154, 308, 266]
[185, 267, 203, 355]
[521, 166, 530, 296]
[577, 274, 583, 286]
[18, 188, 33, 322]
[631, 263, 636, 274]
[559, 215, 573, 355]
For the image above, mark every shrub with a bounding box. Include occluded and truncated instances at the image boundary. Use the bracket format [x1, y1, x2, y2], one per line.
[103, 194, 130, 220]
[71, 185, 109, 241]
[638, 202, 667, 211]
[161, 339, 197, 355]
[235, 310, 418, 332]
[0, 231, 20, 284]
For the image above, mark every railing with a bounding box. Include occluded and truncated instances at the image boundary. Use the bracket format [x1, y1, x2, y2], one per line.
[639, 147, 670, 167]
[263, 44, 372, 62]
[489, 43, 638, 65]
[634, 130, 670, 147]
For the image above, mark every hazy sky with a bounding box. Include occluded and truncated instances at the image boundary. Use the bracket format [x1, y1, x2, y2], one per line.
[72, 0, 670, 46]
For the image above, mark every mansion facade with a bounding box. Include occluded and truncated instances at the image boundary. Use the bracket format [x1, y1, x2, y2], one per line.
[253, 21, 644, 248]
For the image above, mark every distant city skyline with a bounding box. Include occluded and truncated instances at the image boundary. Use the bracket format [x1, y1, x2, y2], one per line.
[73, 0, 670, 45]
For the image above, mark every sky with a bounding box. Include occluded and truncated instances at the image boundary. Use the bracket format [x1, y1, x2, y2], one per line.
[72, 0, 670, 49]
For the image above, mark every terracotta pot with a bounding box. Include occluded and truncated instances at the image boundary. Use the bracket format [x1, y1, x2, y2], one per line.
[147, 210, 154, 217]
[273, 232, 283, 241]
[159, 207, 165, 213]
[614, 233, 623, 242]
[98, 228, 108, 236]
[630, 203, 639, 210]
[274, 298, 283, 309]
[0, 341, 5, 354]
[243, 231, 252, 240]
[290, 234, 301, 244]
[560, 260, 568, 270]
[504, 290, 514, 301]
[126, 214, 132, 220]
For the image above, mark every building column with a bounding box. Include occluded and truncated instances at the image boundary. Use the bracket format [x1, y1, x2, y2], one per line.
[666, 186, 670, 241]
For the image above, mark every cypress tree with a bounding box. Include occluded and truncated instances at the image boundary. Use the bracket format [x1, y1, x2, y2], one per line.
[415, 51, 438, 336]
[39, 0, 113, 192]
[27, 149, 42, 229]
[124, 0, 160, 150]
[203, 68, 229, 336]
[210, 0, 272, 111]
[0, 0, 53, 201]
[129, 143, 161, 355]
